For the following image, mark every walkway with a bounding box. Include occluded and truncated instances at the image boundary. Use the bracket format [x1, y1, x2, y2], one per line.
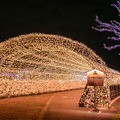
[39, 89, 119, 120]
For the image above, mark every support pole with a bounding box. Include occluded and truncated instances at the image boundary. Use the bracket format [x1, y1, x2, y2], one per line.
[93, 86, 99, 112]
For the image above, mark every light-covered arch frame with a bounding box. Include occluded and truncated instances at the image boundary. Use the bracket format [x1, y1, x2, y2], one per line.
[0, 33, 119, 108]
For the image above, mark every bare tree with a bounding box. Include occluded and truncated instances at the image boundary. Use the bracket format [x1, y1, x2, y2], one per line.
[92, 0, 120, 55]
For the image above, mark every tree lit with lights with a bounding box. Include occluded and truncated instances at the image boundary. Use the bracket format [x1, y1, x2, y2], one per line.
[92, 0, 120, 55]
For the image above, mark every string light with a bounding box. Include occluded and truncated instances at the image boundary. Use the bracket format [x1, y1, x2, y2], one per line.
[92, 0, 120, 55]
[0, 33, 119, 108]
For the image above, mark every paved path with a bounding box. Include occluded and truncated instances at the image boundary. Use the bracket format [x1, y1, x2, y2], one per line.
[38, 89, 119, 120]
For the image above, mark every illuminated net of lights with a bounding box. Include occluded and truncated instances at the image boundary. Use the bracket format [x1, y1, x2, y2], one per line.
[0, 33, 119, 105]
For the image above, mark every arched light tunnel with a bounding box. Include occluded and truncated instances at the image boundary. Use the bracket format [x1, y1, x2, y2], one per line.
[0, 33, 119, 108]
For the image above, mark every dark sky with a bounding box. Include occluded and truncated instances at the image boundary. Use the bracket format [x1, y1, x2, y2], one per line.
[0, 0, 120, 71]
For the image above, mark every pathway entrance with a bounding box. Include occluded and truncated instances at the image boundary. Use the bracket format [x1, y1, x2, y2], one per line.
[41, 89, 118, 120]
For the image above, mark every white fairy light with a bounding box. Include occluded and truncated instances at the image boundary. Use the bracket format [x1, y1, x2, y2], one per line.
[0, 33, 119, 108]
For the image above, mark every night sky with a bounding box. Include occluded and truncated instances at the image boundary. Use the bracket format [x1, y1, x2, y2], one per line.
[0, 0, 120, 71]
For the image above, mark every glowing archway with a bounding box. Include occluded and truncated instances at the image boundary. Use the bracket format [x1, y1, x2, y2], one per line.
[0, 33, 119, 108]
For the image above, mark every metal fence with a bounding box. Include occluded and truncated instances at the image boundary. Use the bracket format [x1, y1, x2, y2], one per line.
[109, 84, 120, 100]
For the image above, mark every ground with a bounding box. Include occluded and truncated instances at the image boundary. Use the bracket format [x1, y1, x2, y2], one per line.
[0, 89, 119, 120]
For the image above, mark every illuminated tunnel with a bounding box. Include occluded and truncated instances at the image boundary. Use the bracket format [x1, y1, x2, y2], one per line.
[0, 33, 120, 108]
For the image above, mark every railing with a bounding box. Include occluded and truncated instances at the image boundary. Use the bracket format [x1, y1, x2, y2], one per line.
[110, 84, 120, 100]
[79, 84, 120, 108]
